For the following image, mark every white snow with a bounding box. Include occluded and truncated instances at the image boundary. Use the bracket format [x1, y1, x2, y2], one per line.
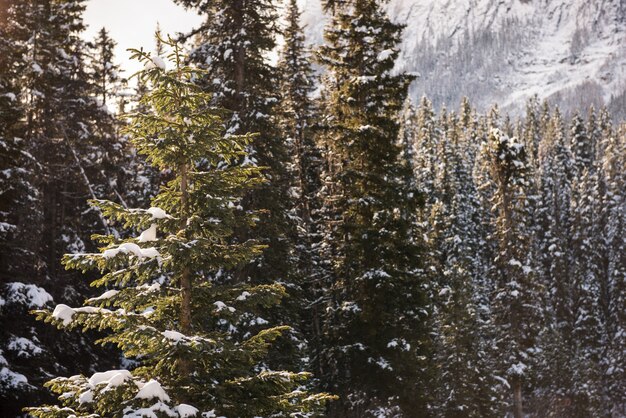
[377, 49, 394, 61]
[0, 366, 28, 388]
[5, 282, 53, 308]
[31, 63, 43, 74]
[147, 207, 169, 219]
[7, 337, 43, 357]
[236, 291, 251, 301]
[79, 389, 94, 404]
[139, 224, 158, 242]
[52, 304, 75, 326]
[214, 301, 233, 312]
[103, 248, 120, 258]
[176, 404, 199, 417]
[145, 55, 166, 71]
[88, 289, 120, 301]
[103, 243, 160, 259]
[162, 330, 185, 342]
[301, 0, 626, 114]
[138, 282, 161, 294]
[119, 243, 145, 257]
[88, 369, 133, 387]
[508, 362, 527, 376]
[508, 258, 522, 267]
[135, 379, 170, 402]
[140, 247, 160, 258]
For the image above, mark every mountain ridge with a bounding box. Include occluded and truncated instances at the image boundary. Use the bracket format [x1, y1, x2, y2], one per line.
[300, 0, 626, 117]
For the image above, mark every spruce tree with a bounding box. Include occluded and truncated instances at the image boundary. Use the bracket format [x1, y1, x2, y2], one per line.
[0, 2, 45, 414]
[570, 112, 593, 174]
[277, 0, 325, 378]
[598, 122, 625, 416]
[27, 40, 331, 418]
[1, 1, 120, 414]
[316, 1, 428, 415]
[478, 127, 543, 418]
[427, 111, 499, 417]
[90, 28, 122, 108]
[175, 0, 294, 287]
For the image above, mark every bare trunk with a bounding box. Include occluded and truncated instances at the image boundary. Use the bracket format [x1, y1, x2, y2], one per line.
[179, 164, 192, 376]
[513, 378, 524, 418]
[234, 0, 245, 113]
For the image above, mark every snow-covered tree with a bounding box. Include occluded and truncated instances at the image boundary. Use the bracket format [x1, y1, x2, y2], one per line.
[1, 1, 122, 413]
[478, 127, 543, 418]
[26, 40, 332, 418]
[175, 0, 294, 288]
[316, 1, 428, 415]
[426, 112, 500, 416]
[276, 0, 326, 379]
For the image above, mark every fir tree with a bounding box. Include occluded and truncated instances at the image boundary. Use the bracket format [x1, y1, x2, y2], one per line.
[316, 1, 428, 415]
[0, 2, 45, 414]
[427, 112, 499, 417]
[478, 127, 543, 418]
[175, 0, 294, 287]
[277, 0, 325, 378]
[27, 40, 332, 418]
[1, 1, 120, 414]
[598, 122, 626, 416]
[569, 112, 593, 176]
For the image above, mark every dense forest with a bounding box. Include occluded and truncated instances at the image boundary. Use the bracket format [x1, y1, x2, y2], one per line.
[0, 0, 624, 417]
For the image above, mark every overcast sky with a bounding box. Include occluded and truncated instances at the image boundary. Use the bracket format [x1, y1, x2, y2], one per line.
[83, 0, 203, 76]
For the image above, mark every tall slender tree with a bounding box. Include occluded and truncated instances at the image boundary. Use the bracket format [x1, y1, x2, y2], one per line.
[276, 0, 326, 378]
[478, 127, 543, 418]
[1, 1, 121, 414]
[316, 1, 428, 415]
[175, 0, 294, 286]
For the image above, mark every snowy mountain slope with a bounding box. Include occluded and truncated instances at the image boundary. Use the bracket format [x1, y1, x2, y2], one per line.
[299, 0, 626, 116]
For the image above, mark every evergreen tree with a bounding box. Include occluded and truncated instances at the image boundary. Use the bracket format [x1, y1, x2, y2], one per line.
[27, 40, 332, 418]
[90, 28, 122, 108]
[316, 1, 428, 415]
[1, 1, 122, 414]
[570, 112, 593, 174]
[478, 127, 543, 418]
[175, 0, 294, 287]
[598, 123, 626, 416]
[412, 96, 439, 205]
[428, 111, 499, 417]
[276, 0, 325, 378]
[0, 1, 46, 414]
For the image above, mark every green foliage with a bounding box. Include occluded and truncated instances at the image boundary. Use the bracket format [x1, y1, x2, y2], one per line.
[316, 1, 428, 415]
[26, 36, 333, 418]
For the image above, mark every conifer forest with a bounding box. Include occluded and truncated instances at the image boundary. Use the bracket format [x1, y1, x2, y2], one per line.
[0, 1, 625, 417]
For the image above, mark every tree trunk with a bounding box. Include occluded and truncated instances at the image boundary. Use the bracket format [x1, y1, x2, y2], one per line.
[179, 163, 192, 379]
[513, 378, 524, 418]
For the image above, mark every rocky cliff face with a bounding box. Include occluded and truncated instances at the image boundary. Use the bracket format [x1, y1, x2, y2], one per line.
[300, 0, 626, 117]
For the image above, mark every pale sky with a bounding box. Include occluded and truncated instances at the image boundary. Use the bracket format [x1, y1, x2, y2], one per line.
[83, 0, 204, 77]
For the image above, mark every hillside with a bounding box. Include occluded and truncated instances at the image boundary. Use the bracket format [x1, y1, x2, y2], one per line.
[301, 0, 626, 116]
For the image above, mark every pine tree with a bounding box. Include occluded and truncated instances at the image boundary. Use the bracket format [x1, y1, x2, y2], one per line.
[26, 40, 332, 418]
[428, 111, 499, 417]
[1, 1, 122, 414]
[478, 127, 543, 418]
[316, 1, 428, 415]
[276, 0, 325, 379]
[175, 0, 294, 287]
